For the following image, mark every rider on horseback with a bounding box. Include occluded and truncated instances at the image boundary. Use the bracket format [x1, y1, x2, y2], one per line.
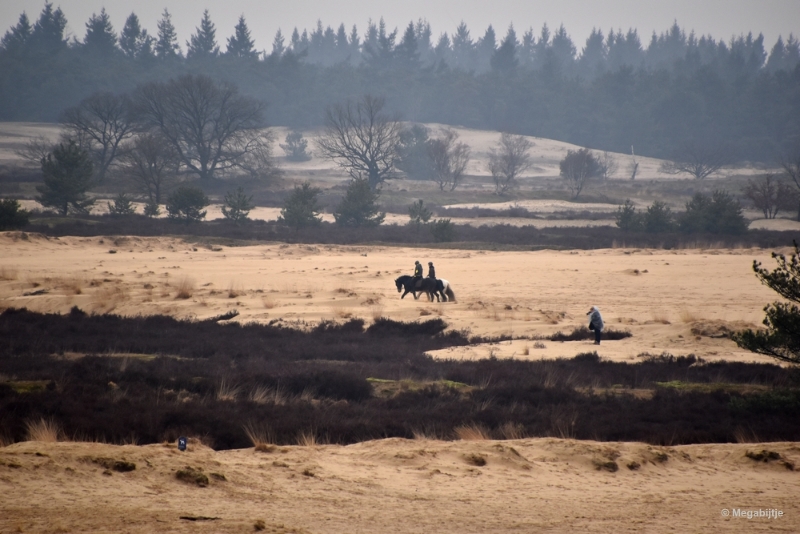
[414, 260, 422, 282]
[427, 262, 436, 280]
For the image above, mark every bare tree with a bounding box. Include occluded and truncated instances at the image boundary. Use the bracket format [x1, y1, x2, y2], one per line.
[659, 140, 733, 180]
[428, 129, 471, 191]
[119, 133, 179, 204]
[134, 74, 275, 182]
[743, 174, 796, 219]
[316, 95, 401, 190]
[597, 150, 618, 180]
[15, 135, 55, 168]
[779, 149, 800, 220]
[559, 148, 601, 199]
[629, 145, 639, 180]
[488, 132, 533, 195]
[60, 92, 136, 183]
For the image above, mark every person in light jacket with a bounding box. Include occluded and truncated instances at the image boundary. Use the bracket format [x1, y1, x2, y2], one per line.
[587, 306, 604, 345]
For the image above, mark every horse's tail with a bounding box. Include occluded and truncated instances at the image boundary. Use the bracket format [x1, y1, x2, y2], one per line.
[445, 284, 456, 303]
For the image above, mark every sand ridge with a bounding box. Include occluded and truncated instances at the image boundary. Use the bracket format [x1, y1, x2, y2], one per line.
[0, 438, 797, 533]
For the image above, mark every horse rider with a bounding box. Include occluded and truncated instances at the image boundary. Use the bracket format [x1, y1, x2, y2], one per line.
[413, 260, 423, 283]
[427, 261, 436, 280]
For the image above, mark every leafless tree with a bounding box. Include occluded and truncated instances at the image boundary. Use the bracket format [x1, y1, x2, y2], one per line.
[743, 174, 797, 219]
[119, 133, 179, 204]
[488, 132, 533, 195]
[659, 140, 733, 180]
[15, 136, 55, 168]
[597, 150, 618, 180]
[628, 145, 639, 180]
[60, 92, 136, 183]
[134, 74, 275, 182]
[428, 129, 471, 191]
[316, 95, 401, 190]
[779, 149, 800, 220]
[559, 148, 601, 199]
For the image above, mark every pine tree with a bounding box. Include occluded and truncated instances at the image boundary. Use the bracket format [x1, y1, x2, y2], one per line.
[491, 25, 518, 73]
[227, 15, 257, 58]
[187, 9, 219, 59]
[733, 242, 800, 365]
[1, 13, 32, 54]
[83, 8, 117, 54]
[333, 178, 385, 227]
[119, 12, 153, 59]
[30, 2, 68, 54]
[156, 9, 180, 58]
[36, 140, 95, 216]
[279, 182, 323, 229]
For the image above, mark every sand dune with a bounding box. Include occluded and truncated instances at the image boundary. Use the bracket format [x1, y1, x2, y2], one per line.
[1, 437, 797, 533]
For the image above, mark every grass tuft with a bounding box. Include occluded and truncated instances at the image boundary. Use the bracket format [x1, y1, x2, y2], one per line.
[175, 276, 195, 299]
[454, 423, 490, 441]
[25, 418, 61, 442]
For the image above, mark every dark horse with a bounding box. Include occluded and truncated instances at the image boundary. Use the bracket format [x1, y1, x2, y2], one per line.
[395, 275, 437, 301]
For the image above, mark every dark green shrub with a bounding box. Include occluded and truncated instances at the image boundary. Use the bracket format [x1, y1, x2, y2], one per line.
[36, 140, 95, 216]
[679, 190, 747, 234]
[221, 187, 253, 225]
[0, 198, 30, 230]
[333, 178, 385, 227]
[430, 218, 456, 242]
[643, 201, 675, 233]
[278, 182, 322, 229]
[615, 199, 642, 232]
[166, 186, 209, 222]
[107, 193, 136, 216]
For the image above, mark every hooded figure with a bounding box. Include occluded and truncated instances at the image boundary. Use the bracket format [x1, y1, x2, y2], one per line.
[587, 306, 604, 344]
[427, 262, 436, 279]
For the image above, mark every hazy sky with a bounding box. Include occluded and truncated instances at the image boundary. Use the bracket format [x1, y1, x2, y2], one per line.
[3, 1, 799, 54]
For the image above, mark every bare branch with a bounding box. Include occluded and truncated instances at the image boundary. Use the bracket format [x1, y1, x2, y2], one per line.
[316, 95, 401, 189]
[488, 133, 532, 195]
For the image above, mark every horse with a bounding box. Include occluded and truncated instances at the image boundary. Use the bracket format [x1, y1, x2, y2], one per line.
[395, 275, 437, 301]
[434, 279, 457, 303]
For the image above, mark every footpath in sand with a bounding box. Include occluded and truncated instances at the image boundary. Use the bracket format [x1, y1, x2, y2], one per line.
[0, 438, 797, 533]
[0, 232, 785, 364]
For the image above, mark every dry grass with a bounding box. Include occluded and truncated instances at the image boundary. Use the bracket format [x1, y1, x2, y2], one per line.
[679, 308, 700, 323]
[651, 312, 671, 324]
[262, 296, 277, 309]
[91, 285, 130, 312]
[369, 305, 384, 321]
[734, 427, 762, 444]
[454, 423, 491, 441]
[25, 418, 62, 442]
[227, 281, 244, 298]
[331, 305, 353, 319]
[498, 422, 526, 440]
[0, 266, 19, 281]
[216, 380, 241, 402]
[175, 276, 195, 299]
[248, 384, 272, 404]
[243, 422, 275, 450]
[296, 430, 318, 447]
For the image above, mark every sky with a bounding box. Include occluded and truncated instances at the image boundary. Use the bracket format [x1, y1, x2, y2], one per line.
[2, 0, 799, 54]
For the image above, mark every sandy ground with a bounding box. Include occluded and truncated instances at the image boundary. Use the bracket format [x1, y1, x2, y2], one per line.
[1, 438, 798, 533]
[0, 232, 788, 364]
[2, 235, 799, 532]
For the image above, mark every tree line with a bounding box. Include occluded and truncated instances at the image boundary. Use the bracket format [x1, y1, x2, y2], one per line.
[1, 4, 799, 162]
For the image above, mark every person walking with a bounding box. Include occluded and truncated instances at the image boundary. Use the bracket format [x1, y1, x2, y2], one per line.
[587, 306, 604, 345]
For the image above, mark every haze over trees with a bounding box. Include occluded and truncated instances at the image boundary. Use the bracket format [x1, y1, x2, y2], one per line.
[1, 5, 798, 163]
